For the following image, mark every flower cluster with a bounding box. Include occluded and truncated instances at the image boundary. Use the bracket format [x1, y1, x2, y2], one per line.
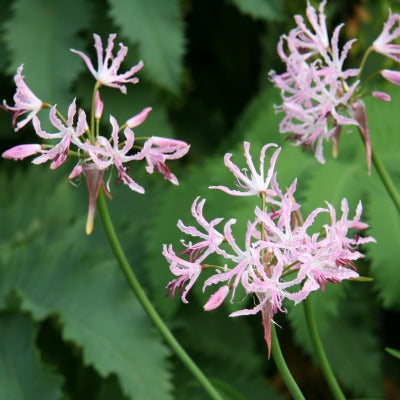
[2, 34, 189, 234]
[163, 142, 374, 356]
[270, 1, 400, 173]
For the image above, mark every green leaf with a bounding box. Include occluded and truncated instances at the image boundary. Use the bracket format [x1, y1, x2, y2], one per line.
[0, 312, 63, 400]
[109, 0, 185, 92]
[228, 0, 284, 21]
[386, 347, 400, 360]
[0, 167, 173, 400]
[4, 0, 91, 104]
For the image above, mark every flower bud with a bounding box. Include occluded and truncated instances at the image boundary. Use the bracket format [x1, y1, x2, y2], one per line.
[203, 285, 230, 311]
[372, 91, 391, 102]
[381, 69, 400, 86]
[2, 144, 42, 160]
[94, 90, 104, 119]
[126, 107, 152, 128]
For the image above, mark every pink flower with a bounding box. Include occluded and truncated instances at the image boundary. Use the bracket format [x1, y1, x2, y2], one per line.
[164, 143, 375, 356]
[2, 144, 42, 160]
[3, 65, 43, 131]
[31, 99, 87, 169]
[270, 2, 361, 164]
[71, 33, 143, 93]
[163, 245, 202, 303]
[210, 141, 281, 197]
[373, 11, 400, 62]
[133, 136, 190, 185]
[177, 197, 228, 262]
[290, 0, 329, 59]
[203, 285, 230, 311]
[87, 115, 145, 193]
[202, 220, 261, 299]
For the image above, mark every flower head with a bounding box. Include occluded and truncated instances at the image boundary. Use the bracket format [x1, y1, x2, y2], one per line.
[86, 115, 145, 193]
[177, 197, 228, 262]
[31, 99, 87, 169]
[164, 142, 374, 356]
[133, 136, 190, 185]
[3, 65, 43, 131]
[163, 245, 202, 303]
[71, 33, 143, 93]
[270, 2, 362, 165]
[373, 11, 400, 62]
[210, 141, 281, 197]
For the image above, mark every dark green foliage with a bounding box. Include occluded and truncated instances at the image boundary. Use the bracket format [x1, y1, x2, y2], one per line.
[4, 0, 92, 106]
[0, 312, 64, 400]
[108, 0, 185, 93]
[1, 0, 400, 399]
[0, 168, 172, 400]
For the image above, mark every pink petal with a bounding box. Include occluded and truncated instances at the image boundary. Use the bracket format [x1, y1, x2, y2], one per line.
[126, 107, 152, 128]
[2, 144, 42, 160]
[203, 285, 230, 311]
[381, 69, 400, 86]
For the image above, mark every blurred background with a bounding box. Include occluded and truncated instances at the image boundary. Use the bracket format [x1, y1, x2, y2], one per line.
[1, 0, 400, 399]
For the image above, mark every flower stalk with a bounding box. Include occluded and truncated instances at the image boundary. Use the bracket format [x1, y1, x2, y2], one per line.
[303, 296, 346, 400]
[96, 191, 223, 400]
[371, 148, 400, 216]
[271, 325, 305, 400]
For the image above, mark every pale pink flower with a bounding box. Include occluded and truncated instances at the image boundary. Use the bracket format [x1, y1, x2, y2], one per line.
[71, 33, 143, 94]
[3, 65, 43, 131]
[210, 141, 281, 197]
[203, 220, 261, 299]
[203, 285, 230, 311]
[132, 136, 190, 185]
[271, 2, 362, 164]
[163, 245, 202, 303]
[2, 144, 42, 160]
[87, 115, 145, 193]
[373, 11, 400, 62]
[164, 143, 375, 356]
[177, 197, 228, 262]
[31, 99, 87, 169]
[290, 0, 329, 59]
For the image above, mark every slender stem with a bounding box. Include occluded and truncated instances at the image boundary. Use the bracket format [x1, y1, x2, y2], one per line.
[96, 191, 223, 400]
[358, 47, 373, 79]
[271, 325, 306, 400]
[90, 82, 101, 143]
[303, 297, 346, 400]
[372, 148, 400, 215]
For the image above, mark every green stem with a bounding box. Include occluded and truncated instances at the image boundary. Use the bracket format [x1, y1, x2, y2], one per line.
[372, 148, 400, 215]
[96, 191, 223, 400]
[303, 297, 346, 400]
[358, 47, 372, 79]
[90, 82, 101, 143]
[271, 325, 306, 400]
